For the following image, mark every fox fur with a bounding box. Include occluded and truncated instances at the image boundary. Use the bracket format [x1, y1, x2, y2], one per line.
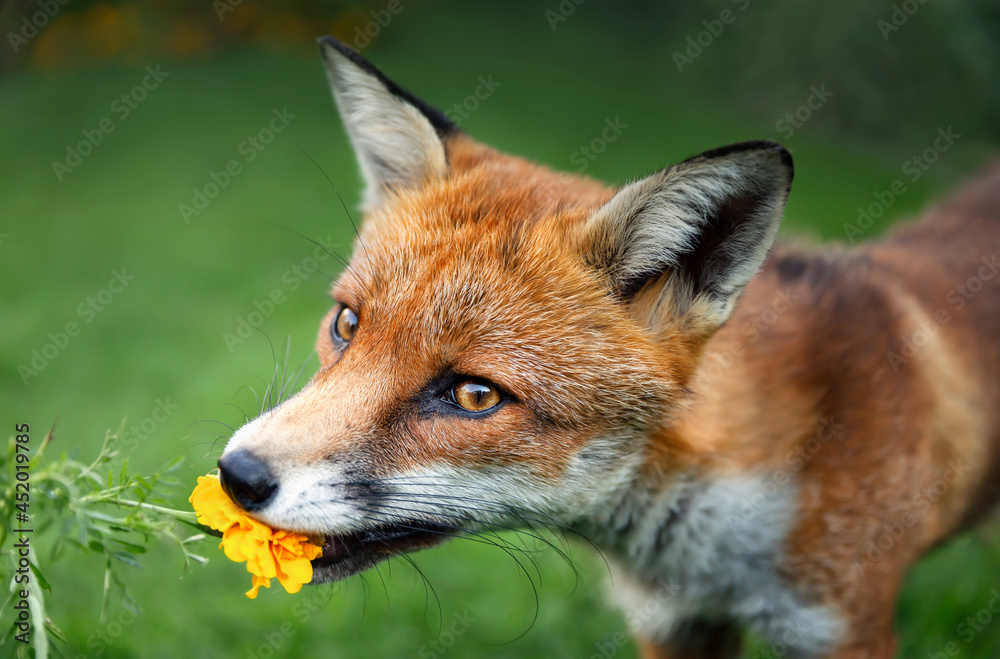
[219, 36, 1000, 659]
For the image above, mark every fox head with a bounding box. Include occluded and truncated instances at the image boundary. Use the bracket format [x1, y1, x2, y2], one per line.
[220, 37, 793, 582]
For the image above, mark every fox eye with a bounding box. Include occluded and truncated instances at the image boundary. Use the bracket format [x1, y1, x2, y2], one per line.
[451, 379, 502, 413]
[332, 305, 358, 343]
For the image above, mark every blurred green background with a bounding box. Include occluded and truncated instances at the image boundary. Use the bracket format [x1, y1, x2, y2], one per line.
[1, 0, 999, 657]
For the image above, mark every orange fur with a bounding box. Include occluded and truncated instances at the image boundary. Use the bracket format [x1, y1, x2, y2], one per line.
[218, 38, 1000, 658]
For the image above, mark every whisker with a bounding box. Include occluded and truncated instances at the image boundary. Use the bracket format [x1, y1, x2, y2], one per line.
[351, 504, 527, 557]
[257, 218, 374, 302]
[371, 563, 390, 609]
[277, 335, 292, 408]
[257, 373, 275, 416]
[347, 479, 587, 539]
[243, 384, 262, 417]
[185, 419, 237, 434]
[352, 504, 545, 594]
[343, 476, 612, 578]
[280, 349, 316, 406]
[383, 496, 575, 583]
[215, 401, 250, 424]
[349, 494, 578, 572]
[339, 510, 444, 629]
[296, 146, 372, 266]
[399, 554, 443, 632]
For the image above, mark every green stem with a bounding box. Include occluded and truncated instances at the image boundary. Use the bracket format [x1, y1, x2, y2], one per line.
[109, 499, 198, 523]
[31, 471, 78, 495]
[77, 429, 116, 481]
[75, 484, 131, 505]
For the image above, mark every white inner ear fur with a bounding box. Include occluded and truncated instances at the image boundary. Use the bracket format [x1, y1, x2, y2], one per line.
[582, 148, 790, 332]
[321, 43, 447, 211]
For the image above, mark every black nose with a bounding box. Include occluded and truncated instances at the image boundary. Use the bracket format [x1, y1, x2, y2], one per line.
[218, 450, 278, 511]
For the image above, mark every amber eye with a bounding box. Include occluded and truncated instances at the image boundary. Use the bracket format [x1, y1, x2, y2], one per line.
[452, 379, 502, 413]
[332, 306, 358, 343]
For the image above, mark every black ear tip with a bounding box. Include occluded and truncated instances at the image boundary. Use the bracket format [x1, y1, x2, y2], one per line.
[697, 139, 794, 185]
[747, 140, 794, 188]
[317, 35, 353, 60]
[697, 139, 791, 166]
[315, 33, 459, 138]
[754, 139, 794, 172]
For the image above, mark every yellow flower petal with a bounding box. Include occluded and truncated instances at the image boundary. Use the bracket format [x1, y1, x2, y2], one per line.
[246, 575, 271, 599]
[276, 556, 313, 592]
[190, 472, 323, 598]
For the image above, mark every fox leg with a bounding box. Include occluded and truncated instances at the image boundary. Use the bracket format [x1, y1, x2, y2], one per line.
[639, 619, 742, 659]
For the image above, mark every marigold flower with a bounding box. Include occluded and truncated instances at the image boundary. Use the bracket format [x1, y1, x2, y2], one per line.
[189, 474, 323, 598]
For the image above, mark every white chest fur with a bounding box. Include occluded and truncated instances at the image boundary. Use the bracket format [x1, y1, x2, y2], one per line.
[582, 472, 843, 654]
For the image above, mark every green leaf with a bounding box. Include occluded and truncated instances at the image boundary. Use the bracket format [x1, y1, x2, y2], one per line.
[161, 455, 185, 473]
[111, 539, 147, 554]
[0, 591, 14, 615]
[49, 537, 65, 562]
[185, 553, 209, 566]
[121, 594, 142, 616]
[87, 523, 116, 537]
[101, 557, 112, 623]
[181, 520, 223, 538]
[29, 562, 52, 592]
[43, 619, 67, 643]
[110, 551, 142, 569]
[25, 579, 49, 659]
[83, 510, 126, 524]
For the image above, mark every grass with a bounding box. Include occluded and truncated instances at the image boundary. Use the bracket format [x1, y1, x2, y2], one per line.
[1, 4, 998, 657]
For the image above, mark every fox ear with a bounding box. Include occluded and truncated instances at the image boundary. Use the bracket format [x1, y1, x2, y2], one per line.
[580, 140, 793, 338]
[318, 36, 457, 210]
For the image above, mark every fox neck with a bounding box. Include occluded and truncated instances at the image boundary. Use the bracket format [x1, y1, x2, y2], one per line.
[572, 455, 842, 651]
[577, 463, 796, 576]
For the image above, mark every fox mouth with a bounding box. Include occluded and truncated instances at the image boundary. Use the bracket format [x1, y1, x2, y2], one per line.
[310, 520, 454, 583]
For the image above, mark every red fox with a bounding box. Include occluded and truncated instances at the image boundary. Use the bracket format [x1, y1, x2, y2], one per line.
[218, 36, 1000, 658]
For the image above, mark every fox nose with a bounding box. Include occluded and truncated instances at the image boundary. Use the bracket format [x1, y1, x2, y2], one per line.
[218, 450, 278, 511]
